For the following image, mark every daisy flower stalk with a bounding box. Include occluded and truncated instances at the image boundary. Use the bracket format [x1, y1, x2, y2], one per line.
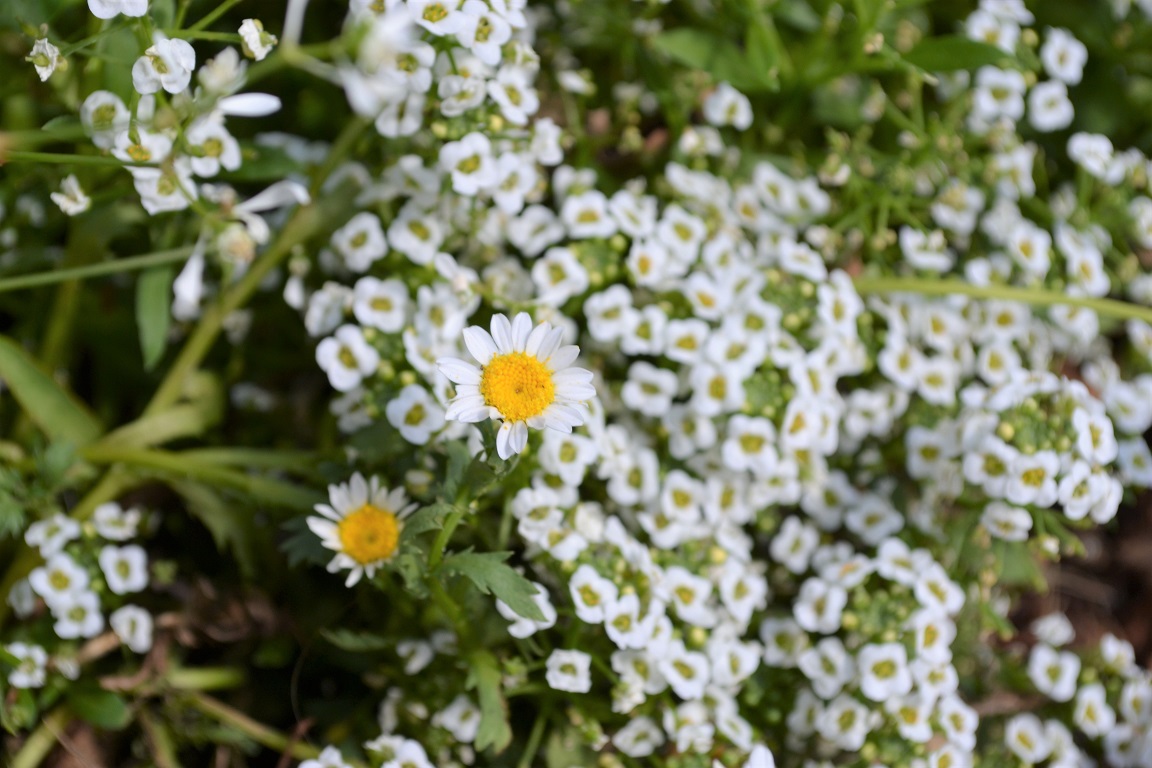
[437, 312, 596, 460]
[308, 473, 417, 586]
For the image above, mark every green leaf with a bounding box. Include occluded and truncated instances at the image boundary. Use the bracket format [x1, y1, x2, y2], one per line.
[441, 551, 545, 621]
[170, 480, 259, 578]
[467, 651, 512, 753]
[443, 440, 473, 502]
[745, 25, 781, 90]
[219, 144, 305, 183]
[649, 29, 775, 92]
[68, 685, 131, 730]
[0, 335, 102, 445]
[280, 515, 330, 567]
[903, 35, 1009, 72]
[136, 266, 174, 371]
[774, 0, 822, 32]
[402, 502, 453, 542]
[321, 628, 392, 652]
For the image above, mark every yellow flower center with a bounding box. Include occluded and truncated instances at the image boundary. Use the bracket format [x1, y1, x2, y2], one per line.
[338, 504, 400, 565]
[480, 351, 555, 423]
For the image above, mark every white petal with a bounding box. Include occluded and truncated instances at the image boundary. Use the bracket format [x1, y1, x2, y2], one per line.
[496, 420, 513, 459]
[509, 312, 533, 351]
[524, 322, 551, 358]
[463, 327, 498, 365]
[545, 344, 579, 371]
[218, 93, 282, 117]
[236, 180, 310, 212]
[491, 314, 514, 352]
[510, 420, 529, 454]
[437, 357, 482, 385]
[536, 327, 565, 363]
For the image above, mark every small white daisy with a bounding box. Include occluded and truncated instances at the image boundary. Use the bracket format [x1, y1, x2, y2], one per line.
[437, 312, 596, 460]
[307, 473, 417, 587]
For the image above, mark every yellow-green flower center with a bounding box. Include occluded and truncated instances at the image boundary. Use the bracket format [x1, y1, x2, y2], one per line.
[338, 504, 400, 565]
[480, 351, 555, 423]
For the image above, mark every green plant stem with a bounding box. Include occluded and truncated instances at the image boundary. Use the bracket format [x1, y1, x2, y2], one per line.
[80, 446, 319, 510]
[167, 30, 242, 42]
[166, 666, 247, 691]
[10, 706, 71, 768]
[1, 151, 155, 168]
[853, 276, 1152, 324]
[0, 247, 196, 294]
[429, 506, 468, 571]
[139, 709, 182, 768]
[187, 0, 245, 31]
[183, 692, 323, 763]
[517, 703, 551, 768]
[139, 206, 321, 418]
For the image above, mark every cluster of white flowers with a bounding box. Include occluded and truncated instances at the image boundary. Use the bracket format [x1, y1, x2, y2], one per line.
[274, 0, 1152, 764]
[6, 502, 154, 690]
[1004, 618, 1152, 766]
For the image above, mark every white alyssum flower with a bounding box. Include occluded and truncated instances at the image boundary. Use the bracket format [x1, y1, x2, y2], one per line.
[384, 384, 445, 445]
[239, 19, 277, 61]
[28, 39, 61, 81]
[857, 642, 913, 701]
[6, 643, 49, 688]
[703, 82, 753, 130]
[439, 132, 498, 196]
[1028, 643, 1081, 702]
[50, 175, 92, 216]
[52, 589, 105, 639]
[545, 649, 593, 693]
[132, 33, 196, 95]
[331, 212, 387, 273]
[307, 473, 417, 587]
[29, 552, 90, 608]
[1041, 28, 1088, 85]
[438, 313, 596, 460]
[432, 695, 482, 742]
[80, 90, 130, 150]
[352, 276, 408, 332]
[110, 605, 154, 653]
[299, 746, 353, 768]
[98, 544, 149, 595]
[24, 513, 81, 557]
[87, 0, 147, 18]
[316, 324, 380, 392]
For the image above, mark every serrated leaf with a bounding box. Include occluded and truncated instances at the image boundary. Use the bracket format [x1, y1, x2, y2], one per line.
[136, 266, 174, 370]
[402, 503, 453, 542]
[0, 336, 102, 446]
[68, 686, 131, 730]
[467, 651, 512, 753]
[321, 628, 392, 652]
[442, 551, 544, 621]
[903, 35, 1009, 72]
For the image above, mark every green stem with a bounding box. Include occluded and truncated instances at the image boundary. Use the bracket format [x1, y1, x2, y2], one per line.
[167, 30, 242, 42]
[140, 204, 322, 418]
[1, 150, 155, 168]
[429, 507, 467, 571]
[516, 703, 551, 768]
[166, 666, 247, 691]
[187, 0, 245, 32]
[853, 276, 1152, 324]
[429, 576, 469, 639]
[183, 692, 324, 763]
[0, 246, 196, 294]
[10, 706, 71, 768]
[139, 709, 182, 768]
[80, 446, 319, 510]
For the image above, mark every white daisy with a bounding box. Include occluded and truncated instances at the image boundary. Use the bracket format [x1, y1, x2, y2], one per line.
[437, 312, 596, 460]
[307, 473, 417, 587]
